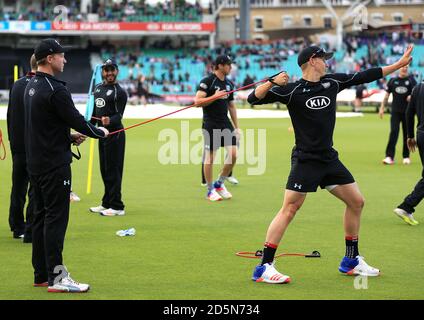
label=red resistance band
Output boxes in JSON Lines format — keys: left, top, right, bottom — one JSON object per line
{"left": 0, "top": 128, "right": 6, "bottom": 160}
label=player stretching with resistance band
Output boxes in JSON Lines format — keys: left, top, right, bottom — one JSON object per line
{"left": 247, "top": 44, "right": 413, "bottom": 284}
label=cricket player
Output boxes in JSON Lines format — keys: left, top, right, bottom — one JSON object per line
{"left": 247, "top": 44, "right": 413, "bottom": 284}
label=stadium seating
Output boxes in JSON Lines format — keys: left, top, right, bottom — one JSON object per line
{"left": 98, "top": 40, "right": 424, "bottom": 97}
{"left": 6, "top": 36, "right": 420, "bottom": 95}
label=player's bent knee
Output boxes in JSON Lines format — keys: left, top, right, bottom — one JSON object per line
{"left": 286, "top": 207, "right": 299, "bottom": 220}
{"left": 358, "top": 197, "right": 365, "bottom": 209}
{"left": 349, "top": 196, "right": 365, "bottom": 211}
{"left": 281, "top": 202, "right": 302, "bottom": 220}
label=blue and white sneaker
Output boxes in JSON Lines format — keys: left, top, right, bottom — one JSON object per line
{"left": 339, "top": 256, "right": 380, "bottom": 277}
{"left": 213, "top": 181, "right": 232, "bottom": 199}
{"left": 206, "top": 188, "right": 222, "bottom": 202}
{"left": 252, "top": 262, "right": 291, "bottom": 284}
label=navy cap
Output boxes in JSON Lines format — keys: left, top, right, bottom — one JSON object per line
{"left": 297, "top": 46, "right": 333, "bottom": 67}
{"left": 214, "top": 55, "right": 233, "bottom": 66}
{"left": 34, "top": 38, "right": 69, "bottom": 61}
{"left": 101, "top": 59, "right": 119, "bottom": 69}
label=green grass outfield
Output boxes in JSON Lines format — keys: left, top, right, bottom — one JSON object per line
{"left": 0, "top": 114, "right": 423, "bottom": 300}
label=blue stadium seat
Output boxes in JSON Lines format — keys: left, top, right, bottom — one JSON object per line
{"left": 98, "top": 43, "right": 424, "bottom": 95}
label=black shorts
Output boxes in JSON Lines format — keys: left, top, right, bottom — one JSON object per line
{"left": 286, "top": 151, "right": 355, "bottom": 193}
{"left": 202, "top": 121, "right": 237, "bottom": 151}
{"left": 138, "top": 88, "right": 148, "bottom": 97}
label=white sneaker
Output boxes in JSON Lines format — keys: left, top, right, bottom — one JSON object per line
{"left": 252, "top": 262, "right": 291, "bottom": 284}
{"left": 403, "top": 158, "right": 411, "bottom": 165}
{"left": 100, "top": 208, "right": 125, "bottom": 216}
{"left": 201, "top": 182, "right": 207, "bottom": 187}
{"left": 341, "top": 256, "right": 380, "bottom": 277}
{"left": 206, "top": 189, "right": 223, "bottom": 202}
{"left": 214, "top": 182, "right": 232, "bottom": 199}
{"left": 226, "top": 176, "right": 239, "bottom": 185}
{"left": 394, "top": 208, "right": 419, "bottom": 225}
{"left": 89, "top": 205, "right": 106, "bottom": 213}
{"left": 48, "top": 274, "right": 90, "bottom": 293}
{"left": 382, "top": 157, "right": 394, "bottom": 165}
{"left": 70, "top": 192, "right": 81, "bottom": 202}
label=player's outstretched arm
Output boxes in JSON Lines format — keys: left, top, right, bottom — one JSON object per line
{"left": 247, "top": 72, "right": 290, "bottom": 106}
{"left": 382, "top": 44, "right": 413, "bottom": 77}
{"left": 252, "top": 72, "right": 289, "bottom": 100}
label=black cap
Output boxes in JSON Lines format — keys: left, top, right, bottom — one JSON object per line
{"left": 101, "top": 59, "right": 119, "bottom": 69}
{"left": 297, "top": 45, "right": 334, "bottom": 67}
{"left": 214, "top": 55, "right": 232, "bottom": 66}
{"left": 34, "top": 38, "right": 68, "bottom": 61}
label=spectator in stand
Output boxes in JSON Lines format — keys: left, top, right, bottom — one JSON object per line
{"left": 243, "top": 74, "right": 255, "bottom": 87}
{"left": 137, "top": 75, "right": 149, "bottom": 106}
{"left": 97, "top": 34, "right": 421, "bottom": 97}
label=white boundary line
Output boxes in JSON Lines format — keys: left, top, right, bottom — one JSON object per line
{"left": 0, "top": 104, "right": 363, "bottom": 120}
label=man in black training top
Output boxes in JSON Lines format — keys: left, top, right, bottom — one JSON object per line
{"left": 89, "top": 59, "right": 128, "bottom": 216}
{"left": 7, "top": 54, "right": 37, "bottom": 242}
{"left": 247, "top": 44, "right": 413, "bottom": 284}
{"left": 379, "top": 65, "right": 416, "bottom": 165}
{"left": 194, "top": 55, "right": 240, "bottom": 202}
{"left": 25, "top": 38, "right": 109, "bottom": 293}
{"left": 393, "top": 79, "right": 424, "bottom": 226}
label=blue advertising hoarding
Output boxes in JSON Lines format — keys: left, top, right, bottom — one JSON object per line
{"left": 31, "top": 21, "right": 51, "bottom": 31}
{"left": 0, "top": 21, "right": 9, "bottom": 31}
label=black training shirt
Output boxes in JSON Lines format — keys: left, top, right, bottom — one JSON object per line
{"left": 92, "top": 83, "right": 128, "bottom": 130}
{"left": 197, "top": 73, "right": 234, "bottom": 123}
{"left": 248, "top": 68, "right": 383, "bottom": 155}
{"left": 386, "top": 76, "right": 416, "bottom": 113}
{"left": 7, "top": 72, "right": 34, "bottom": 154}
{"left": 406, "top": 82, "right": 424, "bottom": 139}
{"left": 24, "top": 71, "right": 106, "bottom": 175}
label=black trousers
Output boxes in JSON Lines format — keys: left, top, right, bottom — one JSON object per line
{"left": 398, "top": 130, "right": 424, "bottom": 214}
{"left": 31, "top": 165, "right": 71, "bottom": 285}
{"left": 8, "top": 152, "right": 34, "bottom": 237}
{"left": 99, "top": 131, "right": 125, "bottom": 210}
{"left": 386, "top": 112, "right": 409, "bottom": 159}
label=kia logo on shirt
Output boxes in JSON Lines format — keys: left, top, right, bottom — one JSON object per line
{"left": 305, "top": 96, "right": 331, "bottom": 110}
{"left": 395, "top": 86, "right": 408, "bottom": 94}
